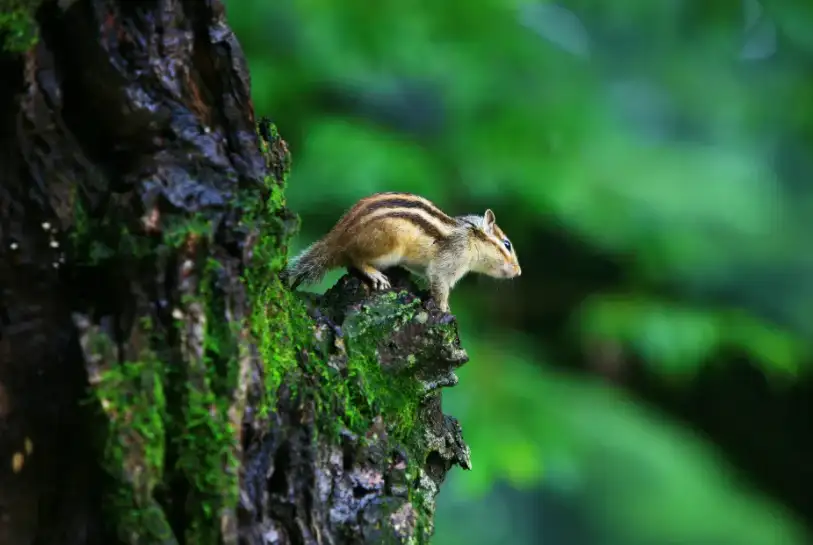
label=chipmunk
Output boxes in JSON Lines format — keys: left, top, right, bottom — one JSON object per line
{"left": 284, "top": 192, "right": 522, "bottom": 312}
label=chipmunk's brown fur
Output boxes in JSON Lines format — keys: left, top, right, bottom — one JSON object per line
{"left": 284, "top": 192, "right": 521, "bottom": 312}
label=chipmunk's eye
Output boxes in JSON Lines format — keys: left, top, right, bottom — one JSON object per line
{"left": 503, "top": 239, "right": 511, "bottom": 251}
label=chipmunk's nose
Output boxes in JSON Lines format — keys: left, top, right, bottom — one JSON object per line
{"left": 515, "top": 265, "right": 522, "bottom": 277}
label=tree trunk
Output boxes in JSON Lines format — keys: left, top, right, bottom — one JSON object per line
{"left": 0, "top": 2, "right": 471, "bottom": 544}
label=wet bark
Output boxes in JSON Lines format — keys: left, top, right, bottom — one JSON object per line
{"left": 0, "top": 2, "right": 470, "bottom": 544}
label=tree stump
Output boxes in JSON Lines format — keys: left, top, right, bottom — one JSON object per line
{"left": 0, "top": 2, "right": 471, "bottom": 544}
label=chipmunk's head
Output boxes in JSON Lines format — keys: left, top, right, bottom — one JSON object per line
{"left": 466, "top": 209, "right": 522, "bottom": 279}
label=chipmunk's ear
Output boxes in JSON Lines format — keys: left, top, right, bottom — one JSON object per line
{"left": 483, "top": 209, "right": 496, "bottom": 233}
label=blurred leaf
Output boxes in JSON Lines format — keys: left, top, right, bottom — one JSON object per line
{"left": 519, "top": 3, "right": 591, "bottom": 58}
{"left": 576, "top": 295, "right": 807, "bottom": 378}
{"left": 443, "top": 334, "right": 575, "bottom": 496}
{"left": 740, "top": 0, "right": 778, "bottom": 60}
{"left": 286, "top": 118, "right": 444, "bottom": 209}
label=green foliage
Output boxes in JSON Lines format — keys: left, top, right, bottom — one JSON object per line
{"left": 439, "top": 334, "right": 809, "bottom": 545}
{"left": 577, "top": 295, "right": 808, "bottom": 378}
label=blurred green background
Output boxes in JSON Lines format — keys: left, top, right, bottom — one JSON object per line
{"left": 228, "top": 0, "right": 813, "bottom": 543}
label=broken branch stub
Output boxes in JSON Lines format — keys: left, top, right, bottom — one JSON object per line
{"left": 239, "top": 268, "right": 472, "bottom": 544}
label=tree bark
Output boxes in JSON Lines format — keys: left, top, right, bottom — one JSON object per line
{"left": 0, "top": 2, "right": 471, "bottom": 544}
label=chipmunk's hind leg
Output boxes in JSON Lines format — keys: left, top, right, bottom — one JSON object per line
{"left": 351, "top": 263, "right": 391, "bottom": 290}
{"left": 344, "top": 220, "right": 399, "bottom": 291}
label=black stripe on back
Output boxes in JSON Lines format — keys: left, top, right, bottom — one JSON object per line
{"left": 370, "top": 210, "right": 448, "bottom": 241}
{"left": 360, "top": 197, "right": 458, "bottom": 227}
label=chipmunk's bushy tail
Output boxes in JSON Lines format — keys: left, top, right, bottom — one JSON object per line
{"left": 283, "top": 239, "right": 333, "bottom": 289}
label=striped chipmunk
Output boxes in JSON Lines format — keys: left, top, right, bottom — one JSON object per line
{"left": 284, "top": 192, "right": 522, "bottom": 313}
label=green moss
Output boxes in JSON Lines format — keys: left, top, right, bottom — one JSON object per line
{"left": 238, "top": 120, "right": 308, "bottom": 424}
{"left": 242, "top": 210, "right": 299, "bottom": 412}
{"left": 0, "top": 0, "right": 41, "bottom": 52}
{"left": 69, "top": 199, "right": 152, "bottom": 266}
{"left": 70, "top": 195, "right": 179, "bottom": 542}
{"left": 175, "top": 254, "right": 241, "bottom": 544}
{"left": 406, "top": 468, "right": 440, "bottom": 544}
{"left": 163, "top": 215, "right": 213, "bottom": 248}
{"left": 90, "top": 324, "right": 174, "bottom": 543}
{"left": 338, "top": 291, "right": 424, "bottom": 442}
{"left": 70, "top": 197, "right": 239, "bottom": 542}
